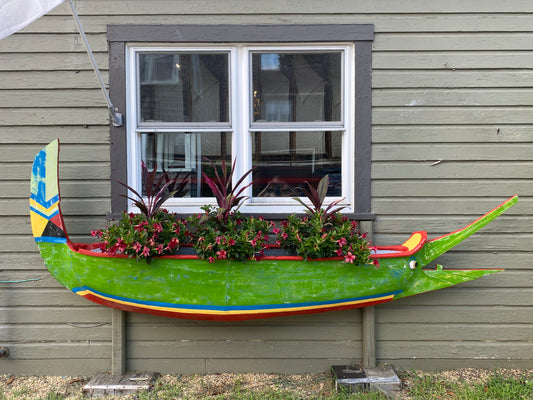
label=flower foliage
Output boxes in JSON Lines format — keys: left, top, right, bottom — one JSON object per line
{"left": 275, "top": 175, "right": 376, "bottom": 265}
{"left": 91, "top": 210, "right": 187, "bottom": 262}
{"left": 187, "top": 205, "right": 272, "bottom": 263}
{"left": 275, "top": 211, "right": 376, "bottom": 265}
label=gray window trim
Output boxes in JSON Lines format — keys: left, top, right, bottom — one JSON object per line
{"left": 108, "top": 24, "right": 374, "bottom": 220}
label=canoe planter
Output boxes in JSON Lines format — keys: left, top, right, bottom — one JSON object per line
{"left": 30, "top": 140, "right": 518, "bottom": 321}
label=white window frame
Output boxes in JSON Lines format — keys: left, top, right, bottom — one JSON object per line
{"left": 125, "top": 42, "right": 355, "bottom": 215}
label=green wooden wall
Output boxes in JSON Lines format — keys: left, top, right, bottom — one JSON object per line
{"left": 0, "top": 0, "right": 531, "bottom": 374}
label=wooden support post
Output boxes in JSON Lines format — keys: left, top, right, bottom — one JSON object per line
{"left": 359, "top": 220, "right": 376, "bottom": 368}
{"left": 111, "top": 309, "right": 126, "bottom": 375}
{"left": 362, "top": 306, "right": 376, "bottom": 368}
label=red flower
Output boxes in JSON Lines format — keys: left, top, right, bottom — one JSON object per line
{"left": 228, "top": 238, "right": 236, "bottom": 246}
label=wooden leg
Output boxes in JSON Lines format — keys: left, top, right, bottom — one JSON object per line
{"left": 111, "top": 309, "right": 126, "bottom": 375}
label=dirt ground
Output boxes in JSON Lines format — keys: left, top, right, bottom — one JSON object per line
{"left": 1, "top": 368, "right": 531, "bottom": 399}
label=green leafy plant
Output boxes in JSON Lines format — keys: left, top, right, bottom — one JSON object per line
{"left": 92, "top": 162, "right": 190, "bottom": 262}
{"left": 92, "top": 210, "right": 188, "bottom": 262}
{"left": 188, "top": 206, "right": 272, "bottom": 262}
{"left": 188, "top": 159, "right": 272, "bottom": 262}
{"left": 275, "top": 176, "right": 376, "bottom": 265}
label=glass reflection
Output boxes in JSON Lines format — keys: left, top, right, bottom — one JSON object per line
{"left": 139, "top": 53, "right": 229, "bottom": 123}
{"left": 141, "top": 132, "right": 231, "bottom": 198}
{"left": 252, "top": 52, "right": 342, "bottom": 123}
{"left": 252, "top": 131, "right": 342, "bottom": 197}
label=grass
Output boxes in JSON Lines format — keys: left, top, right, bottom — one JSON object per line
{"left": 0, "top": 369, "right": 532, "bottom": 399}
{"left": 399, "top": 369, "right": 533, "bottom": 399}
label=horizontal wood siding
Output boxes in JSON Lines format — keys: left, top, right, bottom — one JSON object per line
{"left": 0, "top": 0, "right": 531, "bottom": 374}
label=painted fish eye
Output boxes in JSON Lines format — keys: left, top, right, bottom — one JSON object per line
{"left": 409, "top": 260, "right": 418, "bottom": 270}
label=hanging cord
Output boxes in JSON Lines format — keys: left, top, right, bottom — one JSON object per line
{"left": 67, "top": 0, "right": 123, "bottom": 127}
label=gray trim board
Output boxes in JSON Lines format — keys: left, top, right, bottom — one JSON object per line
{"left": 108, "top": 24, "right": 374, "bottom": 217}
{"left": 108, "top": 24, "right": 374, "bottom": 43}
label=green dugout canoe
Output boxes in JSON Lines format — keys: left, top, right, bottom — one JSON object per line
{"left": 30, "top": 140, "right": 518, "bottom": 321}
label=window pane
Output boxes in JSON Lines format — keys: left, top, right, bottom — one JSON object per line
{"left": 141, "top": 132, "right": 231, "bottom": 198}
{"left": 252, "top": 52, "right": 342, "bottom": 122}
{"left": 252, "top": 131, "right": 342, "bottom": 197}
{"left": 139, "top": 53, "right": 229, "bottom": 123}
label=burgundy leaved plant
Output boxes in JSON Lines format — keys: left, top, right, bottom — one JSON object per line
{"left": 117, "top": 161, "right": 189, "bottom": 218}
{"left": 293, "top": 175, "right": 346, "bottom": 221}
{"left": 202, "top": 158, "right": 254, "bottom": 221}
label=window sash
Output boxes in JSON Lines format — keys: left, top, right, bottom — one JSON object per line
{"left": 126, "top": 43, "right": 355, "bottom": 214}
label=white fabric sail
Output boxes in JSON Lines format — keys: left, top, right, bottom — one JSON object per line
{"left": 0, "top": 0, "right": 65, "bottom": 40}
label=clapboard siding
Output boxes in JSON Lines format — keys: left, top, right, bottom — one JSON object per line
{"left": 0, "top": 0, "right": 531, "bottom": 374}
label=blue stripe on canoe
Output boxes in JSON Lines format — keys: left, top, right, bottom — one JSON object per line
{"left": 72, "top": 285, "right": 402, "bottom": 312}
{"left": 30, "top": 205, "right": 59, "bottom": 220}
{"left": 35, "top": 237, "right": 67, "bottom": 243}
{"left": 30, "top": 193, "right": 60, "bottom": 210}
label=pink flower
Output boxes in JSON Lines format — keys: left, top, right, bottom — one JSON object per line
{"left": 116, "top": 238, "right": 126, "bottom": 252}
{"left": 228, "top": 238, "right": 236, "bottom": 246}
{"left": 272, "top": 228, "right": 280, "bottom": 234}
{"left": 361, "top": 232, "right": 367, "bottom": 239}
{"left": 153, "top": 223, "right": 163, "bottom": 233}
{"left": 321, "top": 233, "right": 327, "bottom": 239}
{"left": 216, "top": 249, "right": 227, "bottom": 259}
{"left": 372, "top": 258, "right": 380, "bottom": 268}
{"left": 208, "top": 256, "right": 215, "bottom": 263}
{"left": 215, "top": 236, "right": 223, "bottom": 245}
{"left": 142, "top": 246, "right": 150, "bottom": 257}
{"left": 337, "top": 238, "right": 347, "bottom": 247}
{"left": 156, "top": 244, "right": 164, "bottom": 255}
{"left": 167, "top": 237, "right": 179, "bottom": 250}
{"left": 250, "top": 238, "right": 258, "bottom": 247}
{"left": 132, "top": 242, "right": 142, "bottom": 252}
{"left": 336, "top": 248, "right": 343, "bottom": 256}
{"left": 344, "top": 251, "right": 356, "bottom": 264}
{"left": 135, "top": 221, "right": 148, "bottom": 232}
{"left": 281, "top": 233, "right": 289, "bottom": 240}
{"left": 91, "top": 229, "right": 102, "bottom": 238}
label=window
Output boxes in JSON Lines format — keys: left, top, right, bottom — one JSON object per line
{"left": 109, "top": 25, "right": 374, "bottom": 218}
